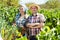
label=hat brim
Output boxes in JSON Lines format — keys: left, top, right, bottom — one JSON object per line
{"left": 28, "top": 4, "right": 40, "bottom": 10}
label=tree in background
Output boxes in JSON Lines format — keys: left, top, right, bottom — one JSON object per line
{"left": 0, "top": 0, "right": 19, "bottom": 7}
{"left": 41, "top": 0, "right": 60, "bottom": 9}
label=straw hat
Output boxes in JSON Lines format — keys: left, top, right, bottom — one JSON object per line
{"left": 28, "top": 4, "right": 40, "bottom": 10}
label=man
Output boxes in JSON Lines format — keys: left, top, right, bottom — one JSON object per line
{"left": 26, "top": 4, "right": 45, "bottom": 40}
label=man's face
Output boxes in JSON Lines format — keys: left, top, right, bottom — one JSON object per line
{"left": 30, "top": 6, "right": 38, "bottom": 14}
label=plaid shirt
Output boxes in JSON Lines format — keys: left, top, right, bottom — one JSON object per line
{"left": 27, "top": 13, "right": 45, "bottom": 36}
{"left": 15, "top": 13, "right": 26, "bottom": 27}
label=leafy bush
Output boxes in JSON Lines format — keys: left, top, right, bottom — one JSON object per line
{"left": 36, "top": 26, "right": 60, "bottom": 40}
{"left": 0, "top": 6, "right": 19, "bottom": 25}
{"left": 28, "top": 9, "right": 60, "bottom": 28}
{"left": 0, "top": 6, "right": 60, "bottom": 40}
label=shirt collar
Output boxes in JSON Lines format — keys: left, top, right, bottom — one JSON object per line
{"left": 32, "top": 13, "right": 38, "bottom": 16}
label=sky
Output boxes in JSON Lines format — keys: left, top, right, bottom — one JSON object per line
{"left": 19, "top": 0, "right": 49, "bottom": 10}
{"left": 19, "top": 0, "right": 49, "bottom": 5}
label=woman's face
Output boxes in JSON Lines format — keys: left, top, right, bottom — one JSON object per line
{"left": 30, "top": 6, "right": 38, "bottom": 14}
{"left": 19, "top": 7, "right": 24, "bottom": 14}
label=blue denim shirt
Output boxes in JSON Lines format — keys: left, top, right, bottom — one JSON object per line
{"left": 15, "top": 13, "right": 26, "bottom": 27}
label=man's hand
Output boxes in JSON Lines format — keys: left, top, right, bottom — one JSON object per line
{"left": 27, "top": 23, "right": 39, "bottom": 26}
{"left": 27, "top": 23, "right": 35, "bottom": 27}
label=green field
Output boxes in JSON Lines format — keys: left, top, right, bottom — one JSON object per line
{"left": 0, "top": 0, "right": 60, "bottom": 40}
{"left": 0, "top": 6, "right": 60, "bottom": 40}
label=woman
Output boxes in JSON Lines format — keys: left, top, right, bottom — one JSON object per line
{"left": 15, "top": 5, "right": 27, "bottom": 36}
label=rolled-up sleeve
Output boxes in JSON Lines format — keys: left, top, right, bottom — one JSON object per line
{"left": 24, "top": 17, "right": 29, "bottom": 27}
{"left": 39, "top": 14, "right": 46, "bottom": 23}
{"left": 15, "top": 14, "right": 20, "bottom": 26}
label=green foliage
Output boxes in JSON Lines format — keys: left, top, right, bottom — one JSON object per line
{"left": 38, "top": 9, "right": 60, "bottom": 28}
{"left": 0, "top": 6, "right": 19, "bottom": 25}
{"left": 0, "top": 0, "right": 19, "bottom": 7}
{"left": 41, "top": 0, "right": 60, "bottom": 9}
{"left": 0, "top": 16, "right": 27, "bottom": 40}
{"left": 36, "top": 26, "right": 60, "bottom": 40}
{"left": 0, "top": 16, "right": 17, "bottom": 40}
{"left": 0, "top": 2, "right": 60, "bottom": 40}
{"left": 15, "top": 36, "right": 27, "bottom": 40}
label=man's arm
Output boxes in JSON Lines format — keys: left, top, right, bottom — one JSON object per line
{"left": 26, "top": 23, "right": 42, "bottom": 28}
{"left": 25, "top": 16, "right": 34, "bottom": 28}
{"left": 38, "top": 14, "right": 46, "bottom": 28}
{"left": 31, "top": 14, "right": 46, "bottom": 28}
{"left": 26, "top": 23, "right": 35, "bottom": 28}
{"left": 26, "top": 14, "right": 45, "bottom": 28}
